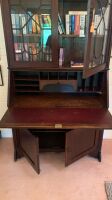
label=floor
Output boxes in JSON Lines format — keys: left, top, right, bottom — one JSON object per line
{"left": 0, "top": 139, "right": 112, "bottom": 200}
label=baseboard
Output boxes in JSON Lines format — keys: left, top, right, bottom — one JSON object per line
{"left": 1, "top": 129, "right": 112, "bottom": 139}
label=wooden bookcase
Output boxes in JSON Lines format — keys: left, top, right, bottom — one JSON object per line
{"left": 0, "top": 0, "right": 112, "bottom": 174}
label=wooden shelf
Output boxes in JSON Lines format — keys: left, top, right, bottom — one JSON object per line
{"left": 59, "top": 34, "right": 86, "bottom": 38}
{"left": 15, "top": 84, "right": 39, "bottom": 87}
{"left": 16, "top": 90, "right": 39, "bottom": 93}
{"left": 15, "top": 77, "right": 38, "bottom": 81}
{"left": 13, "top": 93, "right": 104, "bottom": 108}
{"left": 13, "top": 34, "right": 41, "bottom": 37}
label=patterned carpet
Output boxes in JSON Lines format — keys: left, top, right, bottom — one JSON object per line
{"left": 105, "top": 182, "right": 112, "bottom": 200}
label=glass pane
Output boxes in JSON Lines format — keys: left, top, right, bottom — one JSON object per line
{"left": 87, "top": 0, "right": 111, "bottom": 68}
{"left": 10, "top": 0, "right": 52, "bottom": 62}
{"left": 58, "top": 0, "right": 88, "bottom": 68}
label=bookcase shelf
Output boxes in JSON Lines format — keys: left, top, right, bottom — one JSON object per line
{"left": 14, "top": 34, "right": 41, "bottom": 37}
{"left": 59, "top": 34, "right": 86, "bottom": 38}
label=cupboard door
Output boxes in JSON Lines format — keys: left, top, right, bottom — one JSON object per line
{"left": 65, "top": 129, "right": 97, "bottom": 166}
{"left": 20, "top": 129, "right": 40, "bottom": 174}
{"left": 1, "top": 0, "right": 58, "bottom": 68}
{"left": 83, "top": 0, "right": 111, "bottom": 78}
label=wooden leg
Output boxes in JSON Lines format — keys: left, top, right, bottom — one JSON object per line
{"left": 12, "top": 129, "right": 23, "bottom": 161}
{"left": 97, "top": 151, "right": 101, "bottom": 162}
{"left": 0, "top": 131, "right": 1, "bottom": 138}
{"left": 89, "top": 130, "right": 103, "bottom": 162}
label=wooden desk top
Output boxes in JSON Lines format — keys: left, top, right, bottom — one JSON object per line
{"left": 0, "top": 107, "right": 112, "bottom": 129}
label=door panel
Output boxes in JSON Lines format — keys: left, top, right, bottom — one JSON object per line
{"left": 20, "top": 129, "right": 40, "bottom": 173}
{"left": 83, "top": 0, "right": 111, "bottom": 78}
{"left": 65, "top": 129, "right": 98, "bottom": 166}
{"left": 1, "top": 0, "right": 58, "bottom": 68}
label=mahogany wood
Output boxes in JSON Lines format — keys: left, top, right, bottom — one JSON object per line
{"left": 0, "top": 0, "right": 112, "bottom": 174}
{"left": 1, "top": 107, "right": 112, "bottom": 129}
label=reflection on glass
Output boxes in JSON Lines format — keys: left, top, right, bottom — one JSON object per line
{"left": 88, "top": 0, "right": 110, "bottom": 69}
{"left": 10, "top": 0, "right": 52, "bottom": 62}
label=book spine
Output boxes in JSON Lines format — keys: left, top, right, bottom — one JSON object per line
{"left": 15, "top": 14, "right": 20, "bottom": 35}
{"left": 47, "top": 15, "right": 51, "bottom": 27}
{"left": 32, "top": 15, "right": 36, "bottom": 33}
{"left": 65, "top": 14, "right": 70, "bottom": 34}
{"left": 24, "top": 43, "right": 29, "bottom": 61}
{"left": 42, "top": 15, "right": 50, "bottom": 28}
{"left": 32, "top": 44, "right": 37, "bottom": 61}
{"left": 21, "top": 14, "right": 27, "bottom": 34}
{"left": 58, "top": 23, "right": 63, "bottom": 34}
{"left": 27, "top": 11, "right": 32, "bottom": 34}
{"left": 80, "top": 15, "right": 86, "bottom": 37}
{"left": 58, "top": 14, "right": 65, "bottom": 34}
{"left": 94, "top": 14, "right": 100, "bottom": 34}
{"left": 71, "top": 15, "right": 75, "bottom": 34}
{"left": 35, "top": 14, "right": 41, "bottom": 34}
{"left": 75, "top": 15, "right": 80, "bottom": 36}
{"left": 11, "top": 13, "right": 16, "bottom": 35}
{"left": 59, "top": 48, "right": 64, "bottom": 67}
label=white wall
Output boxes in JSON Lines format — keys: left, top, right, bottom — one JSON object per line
{"left": 0, "top": 3, "right": 112, "bottom": 138}
{"left": 104, "top": 55, "right": 112, "bottom": 138}
{"left": 0, "top": 4, "right": 12, "bottom": 137}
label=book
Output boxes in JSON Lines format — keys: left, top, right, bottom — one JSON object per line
{"left": 32, "top": 44, "right": 37, "bottom": 61}
{"left": 32, "top": 14, "right": 37, "bottom": 33}
{"left": 70, "top": 15, "right": 75, "bottom": 34}
{"left": 47, "top": 15, "right": 51, "bottom": 27}
{"left": 75, "top": 15, "right": 80, "bottom": 36}
{"left": 11, "top": 13, "right": 16, "bottom": 35}
{"left": 65, "top": 14, "right": 70, "bottom": 34}
{"left": 41, "top": 14, "right": 51, "bottom": 28}
{"left": 20, "top": 14, "right": 27, "bottom": 34}
{"left": 58, "top": 14, "right": 65, "bottom": 34}
{"left": 71, "top": 62, "right": 83, "bottom": 68}
{"left": 35, "top": 14, "right": 41, "bottom": 34}
{"left": 23, "top": 43, "right": 29, "bottom": 61}
{"left": 59, "top": 48, "right": 64, "bottom": 67}
{"left": 80, "top": 15, "right": 86, "bottom": 37}
{"left": 27, "top": 11, "right": 32, "bottom": 34}
{"left": 14, "top": 43, "right": 23, "bottom": 61}
{"left": 15, "top": 14, "right": 20, "bottom": 35}
{"left": 94, "top": 14, "right": 100, "bottom": 34}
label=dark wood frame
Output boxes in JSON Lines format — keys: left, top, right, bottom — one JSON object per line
{"left": 1, "top": 0, "right": 59, "bottom": 69}
{"left": 83, "top": 0, "right": 112, "bottom": 78}
{"left": 0, "top": 65, "right": 4, "bottom": 86}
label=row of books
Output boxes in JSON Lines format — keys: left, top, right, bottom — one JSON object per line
{"left": 59, "top": 10, "right": 105, "bottom": 37}
{"left": 14, "top": 43, "right": 52, "bottom": 62}
{"left": 65, "top": 11, "right": 87, "bottom": 37}
{"left": 11, "top": 12, "right": 51, "bottom": 35}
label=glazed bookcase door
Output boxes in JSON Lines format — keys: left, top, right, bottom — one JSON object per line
{"left": 58, "top": 0, "right": 88, "bottom": 68}
{"left": 3, "top": 0, "right": 58, "bottom": 68}
{"left": 83, "top": 0, "right": 111, "bottom": 78}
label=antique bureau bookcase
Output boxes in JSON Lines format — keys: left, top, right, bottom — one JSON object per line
{"left": 0, "top": 0, "right": 112, "bottom": 174}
